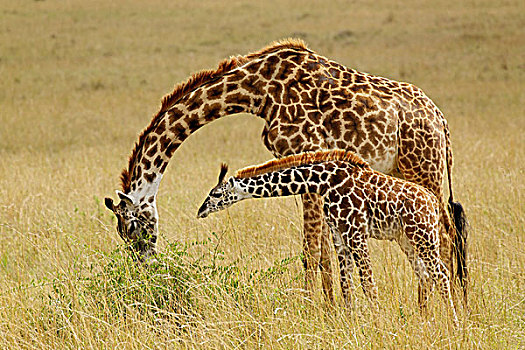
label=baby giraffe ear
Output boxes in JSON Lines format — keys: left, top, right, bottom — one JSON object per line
{"left": 116, "top": 190, "right": 135, "bottom": 206}
{"left": 217, "top": 163, "right": 229, "bottom": 185}
{"left": 104, "top": 197, "right": 115, "bottom": 212}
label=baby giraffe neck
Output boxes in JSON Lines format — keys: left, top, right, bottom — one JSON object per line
{"left": 236, "top": 165, "right": 330, "bottom": 198}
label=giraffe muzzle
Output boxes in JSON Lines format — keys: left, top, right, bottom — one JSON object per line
{"left": 197, "top": 204, "right": 209, "bottom": 219}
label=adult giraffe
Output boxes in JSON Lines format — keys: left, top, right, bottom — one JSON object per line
{"left": 104, "top": 39, "right": 468, "bottom": 303}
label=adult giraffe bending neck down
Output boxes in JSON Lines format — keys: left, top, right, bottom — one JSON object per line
{"left": 104, "top": 39, "right": 468, "bottom": 304}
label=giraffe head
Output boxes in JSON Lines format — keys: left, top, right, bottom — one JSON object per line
{"left": 197, "top": 164, "right": 250, "bottom": 219}
{"left": 104, "top": 191, "right": 158, "bottom": 262}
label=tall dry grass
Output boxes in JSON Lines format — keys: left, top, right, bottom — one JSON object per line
{"left": 1, "top": 0, "right": 523, "bottom": 348}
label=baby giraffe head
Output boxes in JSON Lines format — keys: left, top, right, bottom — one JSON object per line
{"left": 104, "top": 191, "right": 158, "bottom": 262}
{"left": 197, "top": 163, "right": 249, "bottom": 219}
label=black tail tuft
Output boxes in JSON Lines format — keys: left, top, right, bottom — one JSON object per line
{"left": 449, "top": 200, "right": 469, "bottom": 303}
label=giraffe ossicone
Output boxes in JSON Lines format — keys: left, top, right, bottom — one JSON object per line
{"left": 198, "top": 150, "right": 459, "bottom": 325}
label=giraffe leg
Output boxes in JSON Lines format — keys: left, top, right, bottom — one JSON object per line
{"left": 401, "top": 226, "right": 458, "bottom": 326}
{"left": 301, "top": 193, "right": 323, "bottom": 296}
{"left": 418, "top": 279, "right": 435, "bottom": 315}
{"left": 319, "top": 220, "right": 335, "bottom": 303}
{"left": 422, "top": 251, "right": 459, "bottom": 326}
{"left": 397, "top": 147, "right": 456, "bottom": 300}
{"left": 327, "top": 223, "right": 355, "bottom": 306}
{"left": 338, "top": 246, "right": 355, "bottom": 306}
{"left": 398, "top": 235, "right": 434, "bottom": 313}
{"left": 349, "top": 237, "right": 378, "bottom": 309}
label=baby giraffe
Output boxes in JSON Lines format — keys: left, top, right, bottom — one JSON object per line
{"left": 197, "top": 150, "right": 458, "bottom": 325}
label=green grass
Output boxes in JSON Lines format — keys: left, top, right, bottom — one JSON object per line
{"left": 1, "top": 0, "right": 524, "bottom": 348}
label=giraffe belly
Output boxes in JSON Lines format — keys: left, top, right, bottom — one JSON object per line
{"left": 366, "top": 149, "right": 398, "bottom": 175}
{"left": 369, "top": 225, "right": 402, "bottom": 241}
{"left": 261, "top": 116, "right": 398, "bottom": 175}
{"left": 261, "top": 123, "right": 328, "bottom": 157}
{"left": 262, "top": 126, "right": 398, "bottom": 173}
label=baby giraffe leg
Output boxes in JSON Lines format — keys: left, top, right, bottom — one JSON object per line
{"left": 350, "top": 237, "right": 378, "bottom": 309}
{"left": 418, "top": 277, "right": 435, "bottom": 314}
{"left": 398, "top": 235, "right": 434, "bottom": 313}
{"left": 424, "top": 252, "right": 459, "bottom": 326}
{"left": 328, "top": 224, "right": 355, "bottom": 306}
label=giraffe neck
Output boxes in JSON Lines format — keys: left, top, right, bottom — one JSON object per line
{"left": 126, "top": 71, "right": 267, "bottom": 203}
{"left": 234, "top": 164, "right": 335, "bottom": 200}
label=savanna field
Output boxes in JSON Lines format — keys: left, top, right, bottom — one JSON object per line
{"left": 0, "top": 0, "right": 523, "bottom": 348}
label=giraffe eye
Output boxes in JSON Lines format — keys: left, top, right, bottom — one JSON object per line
{"left": 210, "top": 188, "right": 224, "bottom": 198}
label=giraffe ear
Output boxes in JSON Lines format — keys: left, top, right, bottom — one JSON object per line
{"left": 217, "top": 163, "right": 228, "bottom": 184}
{"left": 116, "top": 190, "right": 135, "bottom": 206}
{"left": 104, "top": 197, "right": 115, "bottom": 212}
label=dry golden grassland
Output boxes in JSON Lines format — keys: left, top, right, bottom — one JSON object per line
{"left": 1, "top": 0, "right": 523, "bottom": 348}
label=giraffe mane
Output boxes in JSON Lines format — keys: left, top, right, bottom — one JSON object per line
{"left": 234, "top": 150, "right": 369, "bottom": 179}
{"left": 120, "top": 38, "right": 310, "bottom": 193}
{"left": 244, "top": 38, "right": 309, "bottom": 59}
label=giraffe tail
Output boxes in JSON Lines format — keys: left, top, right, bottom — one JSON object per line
{"left": 449, "top": 199, "right": 468, "bottom": 302}
{"left": 445, "top": 122, "right": 469, "bottom": 305}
